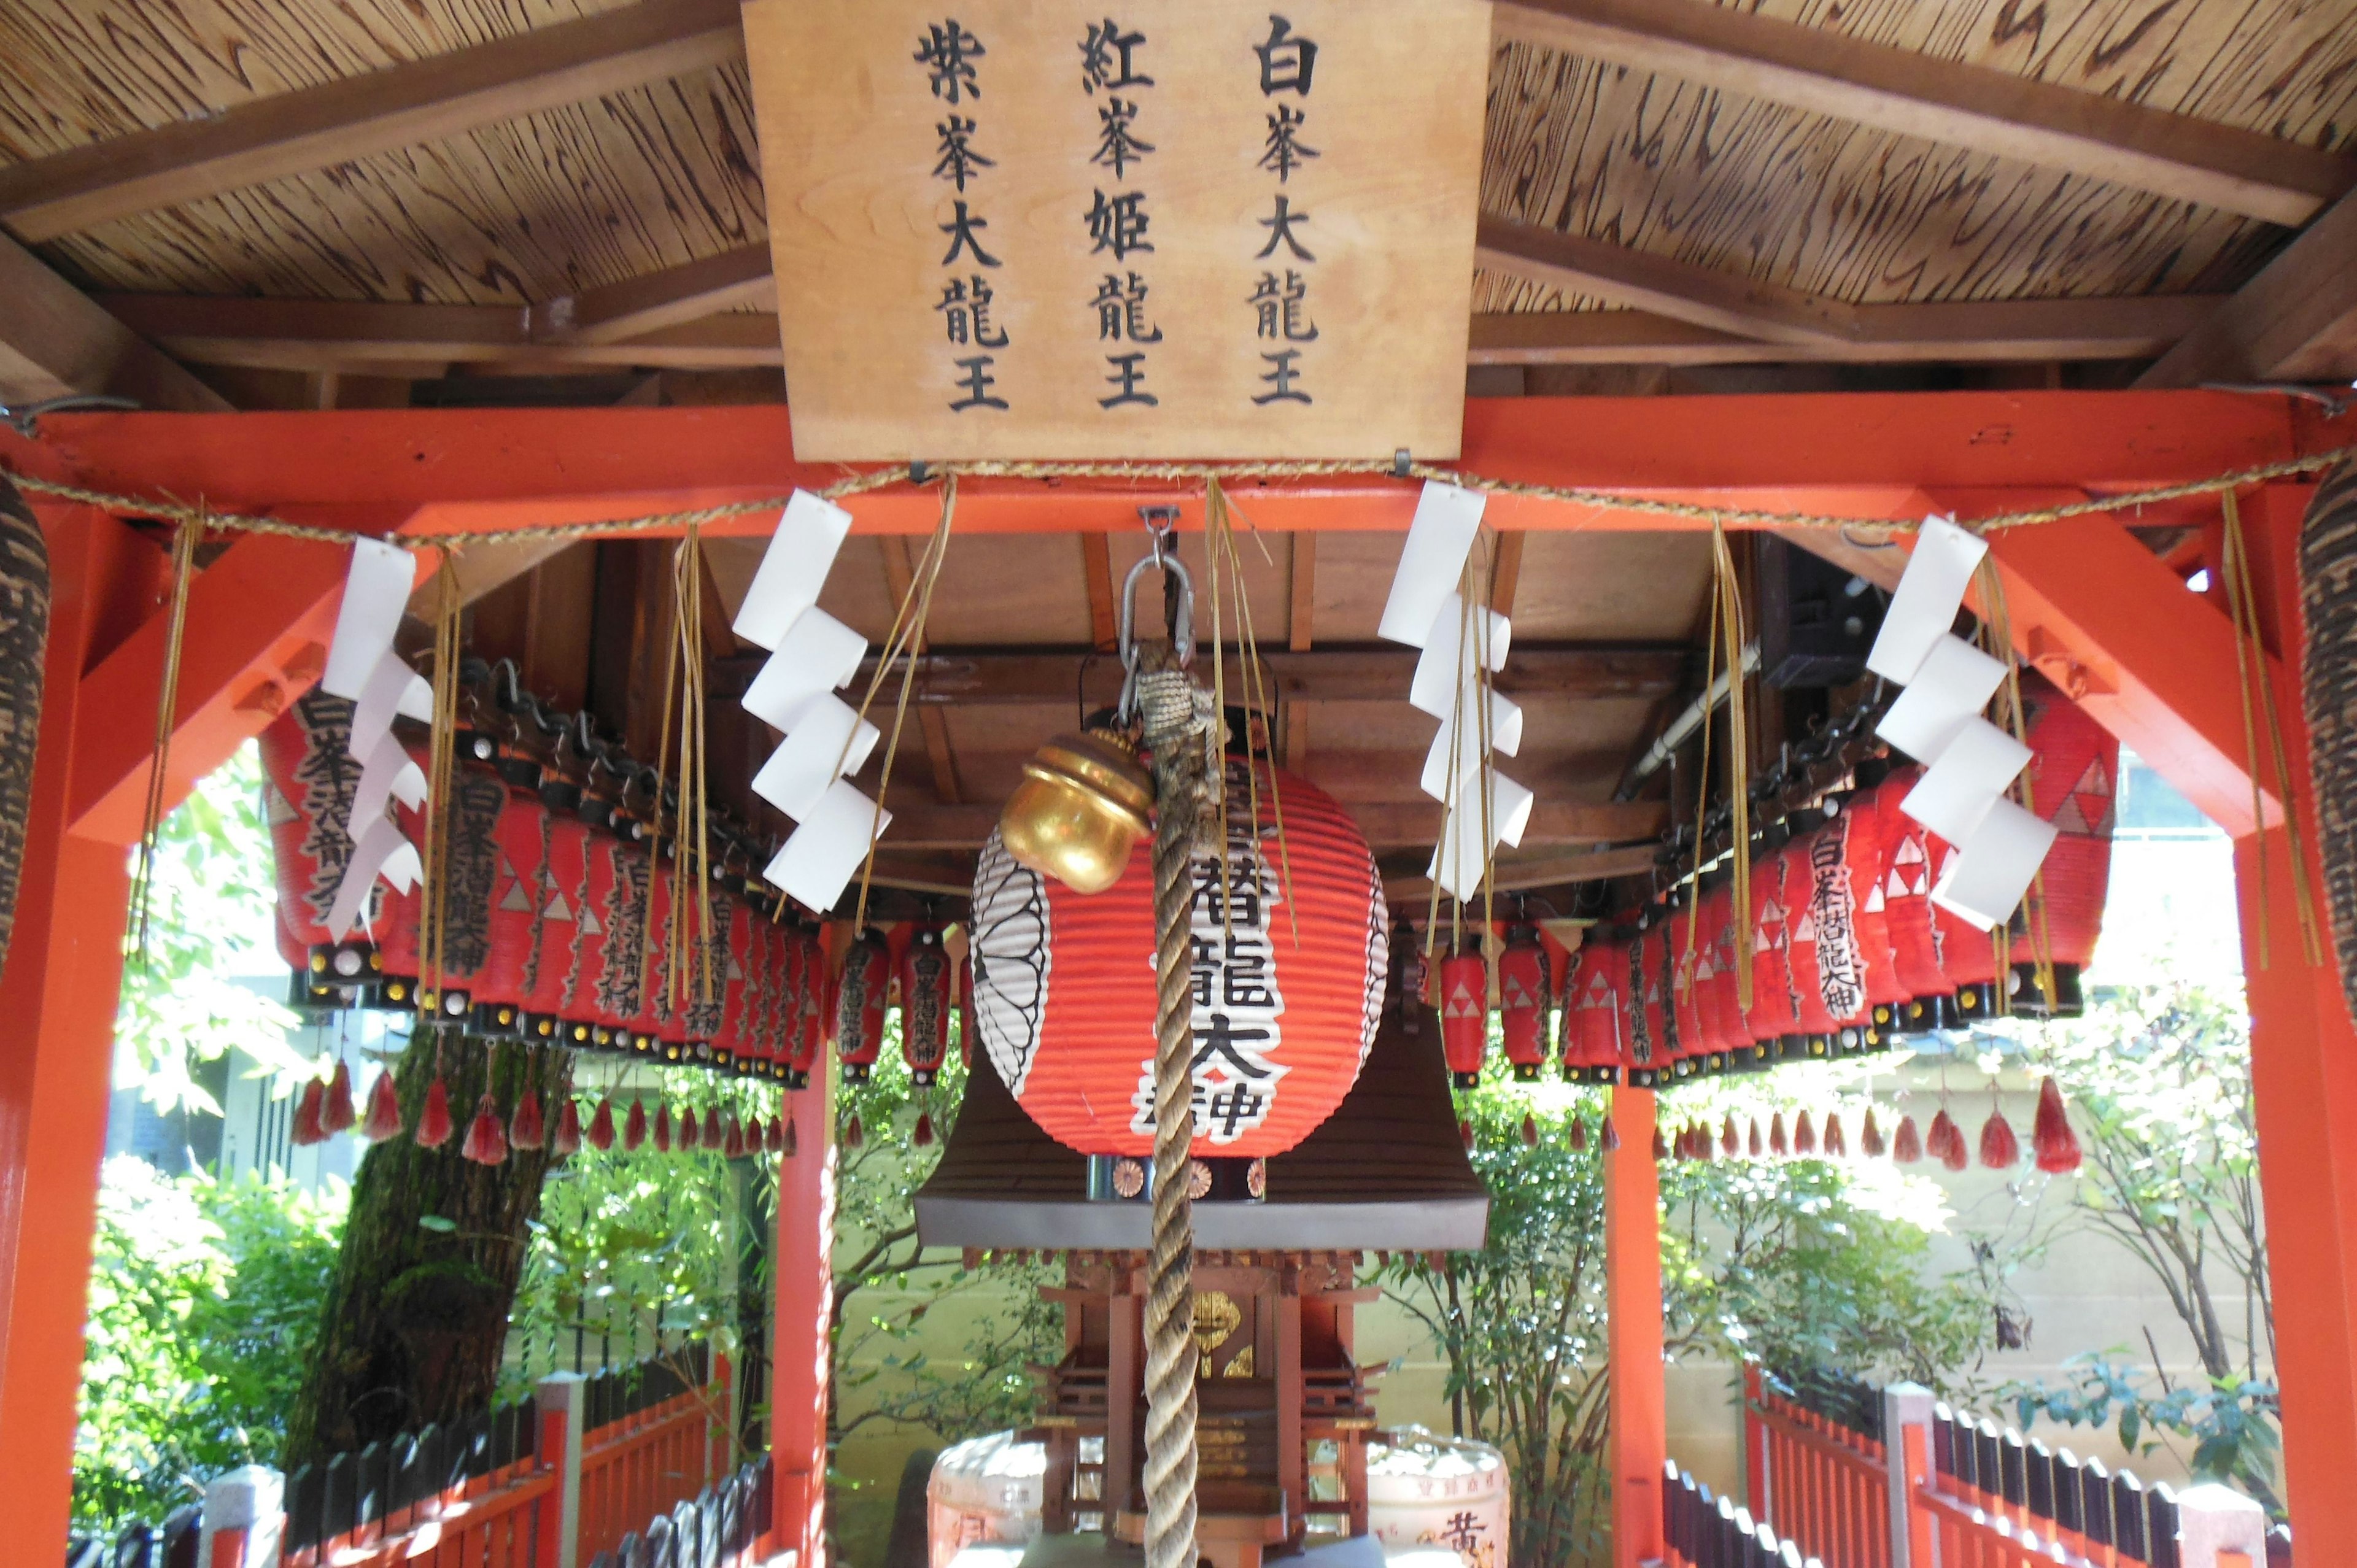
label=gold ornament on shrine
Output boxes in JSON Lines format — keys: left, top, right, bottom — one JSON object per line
{"left": 997, "top": 729, "right": 1154, "bottom": 895}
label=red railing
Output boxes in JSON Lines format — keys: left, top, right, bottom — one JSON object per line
{"left": 1743, "top": 1364, "right": 1890, "bottom": 1568}
{"left": 575, "top": 1364, "right": 732, "bottom": 1565}
{"left": 288, "top": 1450, "right": 557, "bottom": 1568}
{"left": 1727, "top": 1362, "right": 2275, "bottom": 1568}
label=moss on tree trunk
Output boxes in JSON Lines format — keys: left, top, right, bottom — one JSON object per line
{"left": 282, "top": 1031, "right": 573, "bottom": 1469}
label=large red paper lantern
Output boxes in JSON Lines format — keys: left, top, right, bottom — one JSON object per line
{"left": 2013, "top": 686, "right": 2116, "bottom": 1017}
{"left": 1497, "top": 925, "right": 1550, "bottom": 1081}
{"left": 967, "top": 760, "right": 1387, "bottom": 1159}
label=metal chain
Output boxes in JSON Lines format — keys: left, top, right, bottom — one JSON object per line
{"left": 1136, "top": 652, "right": 1211, "bottom": 1568}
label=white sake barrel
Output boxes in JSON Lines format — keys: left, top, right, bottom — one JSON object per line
{"left": 927, "top": 1431, "right": 1046, "bottom": 1568}
{"left": 1366, "top": 1426, "right": 1511, "bottom": 1568}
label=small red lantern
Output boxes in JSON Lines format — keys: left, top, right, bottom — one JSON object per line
{"left": 1438, "top": 946, "right": 1489, "bottom": 1087}
{"left": 791, "top": 927, "right": 826, "bottom": 1087}
{"left": 524, "top": 811, "right": 596, "bottom": 1046}
{"left": 1562, "top": 935, "right": 1625, "bottom": 1084}
{"left": 581, "top": 836, "right": 648, "bottom": 1047}
{"left": 1626, "top": 919, "right": 1676, "bottom": 1084}
{"left": 1738, "top": 841, "right": 1801, "bottom": 1051}
{"left": 967, "top": 759, "right": 1388, "bottom": 1159}
{"left": 709, "top": 892, "right": 755, "bottom": 1072}
{"left": 1797, "top": 811, "right": 1873, "bottom": 1045}
{"left": 1497, "top": 926, "right": 1550, "bottom": 1081}
{"left": 2012, "top": 685, "right": 2116, "bottom": 1018}
{"left": 260, "top": 695, "right": 374, "bottom": 997}
{"left": 474, "top": 787, "right": 551, "bottom": 1040}
{"left": 835, "top": 928, "right": 891, "bottom": 1082}
{"left": 1834, "top": 781, "right": 1907, "bottom": 1046}
{"left": 900, "top": 926, "right": 955, "bottom": 1085}
{"left": 1874, "top": 768, "right": 1957, "bottom": 1033}
{"left": 1778, "top": 824, "right": 1841, "bottom": 1055}
{"left": 1929, "top": 834, "right": 2005, "bottom": 1023}
{"left": 1668, "top": 903, "right": 1709, "bottom": 1075}
{"left": 1701, "top": 882, "right": 1752, "bottom": 1062}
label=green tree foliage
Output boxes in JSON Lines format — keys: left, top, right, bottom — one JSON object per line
{"left": 832, "top": 1038, "right": 1061, "bottom": 1447}
{"left": 76, "top": 1159, "right": 344, "bottom": 1531}
{"left": 1995, "top": 978, "right": 2280, "bottom": 1513}
{"left": 1379, "top": 1064, "right": 1994, "bottom": 1568}
{"left": 114, "top": 743, "right": 311, "bottom": 1117}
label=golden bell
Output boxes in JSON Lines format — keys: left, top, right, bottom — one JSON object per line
{"left": 998, "top": 730, "right": 1153, "bottom": 894}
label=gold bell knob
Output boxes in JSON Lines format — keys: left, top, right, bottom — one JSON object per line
{"left": 998, "top": 730, "right": 1153, "bottom": 894}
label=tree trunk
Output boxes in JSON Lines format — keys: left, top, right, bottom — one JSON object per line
{"left": 282, "top": 1030, "right": 573, "bottom": 1469}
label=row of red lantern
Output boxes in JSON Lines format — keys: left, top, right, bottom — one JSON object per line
{"left": 1431, "top": 693, "right": 2116, "bottom": 1088}
{"left": 268, "top": 692, "right": 981, "bottom": 1089}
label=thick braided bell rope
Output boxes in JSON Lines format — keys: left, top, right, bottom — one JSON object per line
{"left": 1136, "top": 653, "right": 1212, "bottom": 1568}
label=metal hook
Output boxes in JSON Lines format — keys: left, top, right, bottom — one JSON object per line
{"left": 1116, "top": 509, "right": 1196, "bottom": 722}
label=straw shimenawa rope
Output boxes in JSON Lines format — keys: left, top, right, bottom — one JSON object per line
{"left": 1134, "top": 647, "right": 1212, "bottom": 1568}
{"left": 14, "top": 439, "right": 2357, "bottom": 552}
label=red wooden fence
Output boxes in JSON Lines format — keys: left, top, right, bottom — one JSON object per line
{"left": 1732, "top": 1363, "right": 2275, "bottom": 1568}
{"left": 575, "top": 1369, "right": 732, "bottom": 1564}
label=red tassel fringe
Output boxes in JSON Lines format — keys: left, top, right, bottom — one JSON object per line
{"left": 1600, "top": 1115, "right": 1620, "bottom": 1151}
{"left": 588, "top": 1098, "right": 617, "bottom": 1152}
{"left": 551, "top": 1098, "right": 582, "bottom": 1158}
{"left": 1860, "top": 1110, "right": 1886, "bottom": 1160}
{"left": 416, "top": 1079, "right": 454, "bottom": 1149}
{"left": 360, "top": 1070, "right": 405, "bottom": 1143}
{"left": 653, "top": 1104, "right": 673, "bottom": 1153}
{"left": 290, "top": 1078, "right": 328, "bottom": 1146}
{"left": 1892, "top": 1115, "right": 1922, "bottom": 1164}
{"left": 2034, "top": 1078, "right": 2081, "bottom": 1173}
{"left": 509, "top": 1088, "right": 545, "bottom": 1152}
{"left": 1769, "top": 1112, "right": 1789, "bottom": 1158}
{"left": 624, "top": 1099, "right": 648, "bottom": 1152}
{"left": 1823, "top": 1112, "right": 1846, "bottom": 1159}
{"left": 1794, "top": 1110, "right": 1817, "bottom": 1156}
{"left": 461, "top": 1092, "right": 509, "bottom": 1165}
{"left": 1567, "top": 1117, "right": 1588, "bottom": 1153}
{"left": 320, "top": 1062, "right": 357, "bottom": 1135}
{"left": 915, "top": 1111, "right": 938, "bottom": 1148}
{"left": 1978, "top": 1110, "right": 2019, "bottom": 1170}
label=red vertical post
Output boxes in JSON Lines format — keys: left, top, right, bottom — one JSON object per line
{"left": 773, "top": 1058, "right": 836, "bottom": 1566}
{"left": 0, "top": 511, "right": 157, "bottom": 1559}
{"left": 2228, "top": 485, "right": 2357, "bottom": 1567}
{"left": 1606, "top": 1084, "right": 1665, "bottom": 1568}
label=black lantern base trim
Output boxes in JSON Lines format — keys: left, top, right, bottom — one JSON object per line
{"left": 2007, "top": 962, "right": 2086, "bottom": 1019}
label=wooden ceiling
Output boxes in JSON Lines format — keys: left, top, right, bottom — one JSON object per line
{"left": 6, "top": 0, "right": 2355, "bottom": 902}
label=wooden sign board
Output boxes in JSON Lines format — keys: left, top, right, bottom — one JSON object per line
{"left": 743, "top": 0, "right": 1488, "bottom": 462}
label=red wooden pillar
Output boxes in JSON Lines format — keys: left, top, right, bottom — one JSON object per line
{"left": 0, "top": 507, "right": 345, "bottom": 1561}
{"left": 0, "top": 510, "right": 155, "bottom": 1562}
{"left": 2228, "top": 484, "right": 2357, "bottom": 1561}
{"left": 773, "top": 1056, "right": 836, "bottom": 1565}
{"left": 1606, "top": 1084, "right": 1665, "bottom": 1568}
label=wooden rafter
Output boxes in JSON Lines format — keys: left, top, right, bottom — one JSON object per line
{"left": 1471, "top": 297, "right": 2222, "bottom": 366}
{"left": 881, "top": 798, "right": 1665, "bottom": 851}
{"left": 707, "top": 644, "right": 1692, "bottom": 706}
{"left": 99, "top": 285, "right": 2227, "bottom": 378}
{"left": 0, "top": 0, "right": 745, "bottom": 242}
{"left": 2138, "top": 186, "right": 2357, "bottom": 386}
{"left": 1476, "top": 216, "right": 1857, "bottom": 345}
{"left": 530, "top": 244, "right": 776, "bottom": 346}
{"left": 0, "top": 236, "right": 228, "bottom": 414}
{"left": 1491, "top": 0, "right": 2353, "bottom": 226}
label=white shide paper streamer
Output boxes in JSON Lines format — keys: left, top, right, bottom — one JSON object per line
{"left": 765, "top": 780, "right": 893, "bottom": 915}
{"left": 1377, "top": 482, "right": 1488, "bottom": 647}
{"left": 733, "top": 490, "right": 854, "bottom": 650}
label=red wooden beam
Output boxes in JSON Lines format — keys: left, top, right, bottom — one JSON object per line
{"left": 772, "top": 1062, "right": 835, "bottom": 1562}
{"left": 0, "top": 392, "right": 2330, "bottom": 543}
{"left": 68, "top": 531, "right": 351, "bottom": 842}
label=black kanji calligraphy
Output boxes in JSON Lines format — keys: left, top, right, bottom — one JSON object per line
{"left": 1083, "top": 189, "right": 1154, "bottom": 261}
{"left": 1091, "top": 97, "right": 1155, "bottom": 179}
{"left": 1193, "top": 1013, "right": 1276, "bottom": 1079}
{"left": 1091, "top": 271, "right": 1162, "bottom": 342}
{"left": 1253, "top": 15, "right": 1317, "bottom": 96}
{"left": 1078, "top": 19, "right": 1153, "bottom": 93}
{"left": 932, "top": 115, "right": 993, "bottom": 190}
{"left": 1247, "top": 269, "right": 1318, "bottom": 341}
{"left": 1258, "top": 103, "right": 1318, "bottom": 182}
{"left": 1206, "top": 1080, "right": 1268, "bottom": 1139}
{"left": 1099, "top": 352, "right": 1157, "bottom": 409}
{"left": 1254, "top": 193, "right": 1315, "bottom": 261}
{"left": 937, "top": 276, "right": 1010, "bottom": 347}
{"left": 939, "top": 200, "right": 1000, "bottom": 267}
{"left": 949, "top": 354, "right": 1008, "bottom": 412}
{"left": 1253, "top": 349, "right": 1310, "bottom": 405}
{"left": 915, "top": 20, "right": 986, "bottom": 103}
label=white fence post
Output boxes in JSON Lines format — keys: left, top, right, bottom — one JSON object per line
{"left": 2172, "top": 1484, "right": 2269, "bottom": 1568}
{"left": 1880, "top": 1383, "right": 1935, "bottom": 1568}
{"left": 538, "top": 1371, "right": 589, "bottom": 1568}
{"left": 198, "top": 1465, "right": 284, "bottom": 1568}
